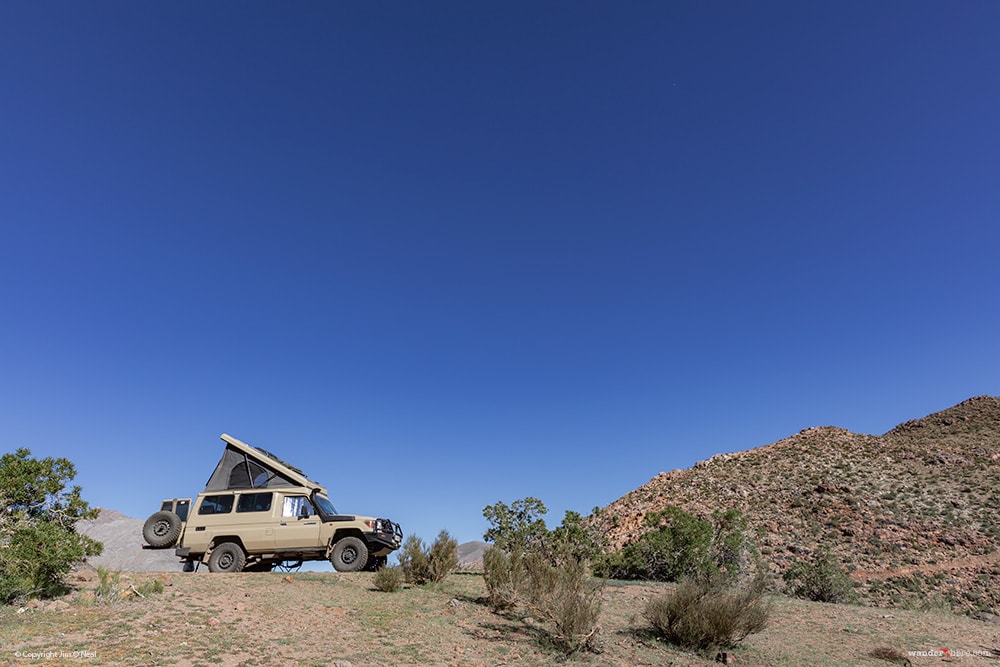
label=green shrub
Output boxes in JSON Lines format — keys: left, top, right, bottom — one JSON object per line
{"left": 134, "top": 578, "right": 164, "bottom": 597}
{"left": 427, "top": 530, "right": 459, "bottom": 583}
{"left": 644, "top": 577, "right": 771, "bottom": 651}
{"left": 783, "top": 550, "right": 857, "bottom": 603}
{"left": 482, "top": 544, "right": 525, "bottom": 611}
{"left": 545, "top": 510, "right": 606, "bottom": 564}
{"left": 94, "top": 569, "right": 164, "bottom": 604}
{"left": 398, "top": 535, "right": 430, "bottom": 584}
{"left": 0, "top": 449, "right": 102, "bottom": 603}
{"left": 95, "top": 567, "right": 123, "bottom": 604}
{"left": 482, "top": 497, "right": 605, "bottom": 655}
{"left": 709, "top": 508, "right": 758, "bottom": 577}
{"left": 524, "top": 553, "right": 604, "bottom": 656}
{"left": 372, "top": 565, "right": 404, "bottom": 592}
{"left": 398, "top": 530, "right": 458, "bottom": 585}
{"left": 595, "top": 506, "right": 714, "bottom": 581}
{"left": 595, "top": 506, "right": 761, "bottom": 583}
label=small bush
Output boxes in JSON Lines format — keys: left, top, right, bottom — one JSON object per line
{"left": 644, "top": 577, "right": 771, "bottom": 651}
{"left": 95, "top": 567, "right": 123, "bottom": 604}
{"left": 398, "top": 530, "right": 458, "bottom": 585}
{"left": 783, "top": 550, "right": 857, "bottom": 603}
{"left": 524, "top": 554, "right": 604, "bottom": 656}
{"left": 94, "top": 569, "right": 164, "bottom": 604}
{"left": 427, "top": 530, "right": 459, "bottom": 583}
{"left": 398, "top": 535, "right": 430, "bottom": 584}
{"left": 372, "top": 565, "right": 404, "bottom": 592}
{"left": 868, "top": 646, "right": 912, "bottom": 665}
{"left": 134, "top": 578, "right": 164, "bottom": 597}
{"left": 483, "top": 544, "right": 525, "bottom": 611}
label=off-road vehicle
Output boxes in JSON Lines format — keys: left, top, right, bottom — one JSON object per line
{"left": 142, "top": 434, "right": 403, "bottom": 573}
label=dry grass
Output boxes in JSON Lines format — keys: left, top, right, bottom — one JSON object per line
{"left": 2, "top": 569, "right": 999, "bottom": 666}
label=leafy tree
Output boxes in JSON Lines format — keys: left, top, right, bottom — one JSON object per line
{"left": 0, "top": 448, "right": 102, "bottom": 603}
{"left": 546, "top": 510, "right": 606, "bottom": 563}
{"left": 483, "top": 497, "right": 548, "bottom": 551}
{"left": 482, "top": 498, "right": 604, "bottom": 655}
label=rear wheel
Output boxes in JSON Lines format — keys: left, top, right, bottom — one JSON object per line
{"left": 142, "top": 511, "right": 182, "bottom": 548}
{"left": 330, "top": 537, "right": 368, "bottom": 572}
{"left": 208, "top": 542, "right": 246, "bottom": 573}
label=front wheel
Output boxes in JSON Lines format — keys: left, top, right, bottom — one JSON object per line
{"left": 208, "top": 542, "right": 246, "bottom": 573}
{"left": 330, "top": 537, "right": 369, "bottom": 572}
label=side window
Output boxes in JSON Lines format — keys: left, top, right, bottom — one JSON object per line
{"left": 198, "top": 495, "right": 235, "bottom": 515}
{"left": 282, "top": 496, "right": 315, "bottom": 518}
{"left": 237, "top": 492, "right": 273, "bottom": 513}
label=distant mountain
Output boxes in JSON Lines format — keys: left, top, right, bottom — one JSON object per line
{"left": 589, "top": 396, "right": 1000, "bottom": 611}
{"left": 458, "top": 541, "right": 488, "bottom": 569}
{"left": 78, "top": 509, "right": 183, "bottom": 572}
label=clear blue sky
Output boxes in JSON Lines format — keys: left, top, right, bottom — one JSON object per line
{"left": 2, "top": 2, "right": 998, "bottom": 551}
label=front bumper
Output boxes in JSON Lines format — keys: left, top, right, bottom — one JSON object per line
{"left": 367, "top": 518, "right": 403, "bottom": 551}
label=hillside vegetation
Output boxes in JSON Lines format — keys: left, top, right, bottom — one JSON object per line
{"left": 590, "top": 396, "right": 1000, "bottom": 612}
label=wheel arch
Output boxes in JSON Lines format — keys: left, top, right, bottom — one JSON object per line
{"left": 208, "top": 536, "right": 247, "bottom": 554}
{"left": 331, "top": 527, "right": 366, "bottom": 544}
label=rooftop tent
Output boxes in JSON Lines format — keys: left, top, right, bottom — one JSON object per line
{"left": 202, "top": 434, "right": 324, "bottom": 493}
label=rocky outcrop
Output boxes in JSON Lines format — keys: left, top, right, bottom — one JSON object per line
{"left": 77, "top": 509, "right": 182, "bottom": 572}
{"left": 590, "top": 396, "right": 1000, "bottom": 611}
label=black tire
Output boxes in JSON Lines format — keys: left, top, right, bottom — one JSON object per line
{"left": 330, "top": 536, "right": 369, "bottom": 572}
{"left": 142, "top": 511, "right": 182, "bottom": 548}
{"left": 207, "top": 542, "right": 246, "bottom": 573}
{"left": 364, "top": 555, "right": 388, "bottom": 572}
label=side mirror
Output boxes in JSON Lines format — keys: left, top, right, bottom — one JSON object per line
{"left": 300, "top": 506, "right": 310, "bottom": 518}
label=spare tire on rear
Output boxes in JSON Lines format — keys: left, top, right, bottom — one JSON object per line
{"left": 143, "top": 511, "right": 182, "bottom": 548}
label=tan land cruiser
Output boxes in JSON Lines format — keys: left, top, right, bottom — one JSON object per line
{"left": 141, "top": 434, "right": 403, "bottom": 573}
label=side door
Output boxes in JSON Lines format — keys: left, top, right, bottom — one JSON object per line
{"left": 274, "top": 494, "right": 322, "bottom": 550}
{"left": 233, "top": 492, "right": 277, "bottom": 552}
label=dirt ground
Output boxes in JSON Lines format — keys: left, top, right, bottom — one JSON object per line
{"left": 2, "top": 569, "right": 999, "bottom": 666}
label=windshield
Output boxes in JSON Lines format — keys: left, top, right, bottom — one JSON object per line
{"left": 313, "top": 494, "right": 337, "bottom": 516}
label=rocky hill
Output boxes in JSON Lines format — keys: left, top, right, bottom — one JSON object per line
{"left": 77, "top": 509, "right": 182, "bottom": 572}
{"left": 590, "top": 396, "right": 1000, "bottom": 612}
